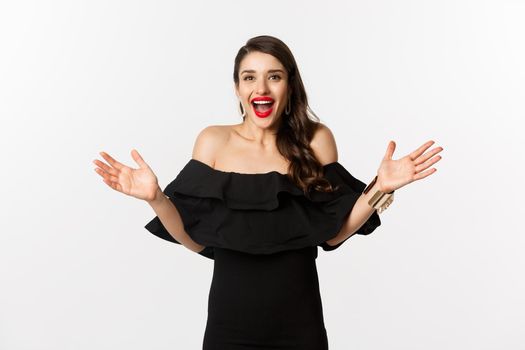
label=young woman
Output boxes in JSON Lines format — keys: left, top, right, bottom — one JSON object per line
{"left": 93, "top": 35, "right": 443, "bottom": 349}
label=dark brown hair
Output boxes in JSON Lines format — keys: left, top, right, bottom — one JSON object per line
{"left": 233, "top": 35, "right": 338, "bottom": 197}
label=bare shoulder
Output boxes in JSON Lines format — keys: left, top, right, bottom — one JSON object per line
{"left": 310, "top": 122, "right": 338, "bottom": 165}
{"left": 191, "top": 125, "right": 230, "bottom": 167}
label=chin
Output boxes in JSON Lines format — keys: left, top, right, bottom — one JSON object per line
{"left": 252, "top": 114, "right": 283, "bottom": 128}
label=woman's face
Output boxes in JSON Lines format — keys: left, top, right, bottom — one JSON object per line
{"left": 235, "top": 51, "right": 289, "bottom": 127}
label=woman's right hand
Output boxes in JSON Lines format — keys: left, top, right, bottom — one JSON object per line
{"left": 93, "top": 149, "right": 160, "bottom": 202}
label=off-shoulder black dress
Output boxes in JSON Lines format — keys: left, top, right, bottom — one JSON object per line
{"left": 145, "top": 159, "right": 381, "bottom": 349}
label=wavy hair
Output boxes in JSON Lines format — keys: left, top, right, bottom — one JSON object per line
{"left": 233, "top": 35, "right": 338, "bottom": 197}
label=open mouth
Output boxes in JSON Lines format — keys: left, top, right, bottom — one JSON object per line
{"left": 251, "top": 98, "right": 275, "bottom": 117}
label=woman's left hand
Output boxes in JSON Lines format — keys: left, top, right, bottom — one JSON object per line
{"left": 376, "top": 140, "right": 443, "bottom": 193}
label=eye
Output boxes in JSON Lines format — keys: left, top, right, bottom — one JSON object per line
{"left": 243, "top": 76, "right": 254, "bottom": 81}
{"left": 269, "top": 75, "right": 281, "bottom": 80}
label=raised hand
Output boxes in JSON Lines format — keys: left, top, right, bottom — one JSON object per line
{"left": 376, "top": 140, "right": 443, "bottom": 193}
{"left": 93, "top": 149, "right": 160, "bottom": 202}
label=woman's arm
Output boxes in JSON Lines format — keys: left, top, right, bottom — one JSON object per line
{"left": 310, "top": 123, "right": 381, "bottom": 247}
{"left": 325, "top": 138, "right": 444, "bottom": 246}
{"left": 146, "top": 125, "right": 223, "bottom": 254}
{"left": 145, "top": 126, "right": 224, "bottom": 255}
{"left": 324, "top": 180, "right": 382, "bottom": 246}
{"left": 147, "top": 187, "right": 206, "bottom": 254}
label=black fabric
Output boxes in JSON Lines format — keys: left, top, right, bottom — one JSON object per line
{"left": 144, "top": 159, "right": 381, "bottom": 348}
{"left": 202, "top": 246, "right": 329, "bottom": 349}
{"left": 144, "top": 158, "right": 381, "bottom": 260}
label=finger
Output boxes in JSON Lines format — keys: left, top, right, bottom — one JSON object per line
{"left": 131, "top": 149, "right": 149, "bottom": 169}
{"left": 93, "top": 159, "right": 119, "bottom": 177}
{"left": 413, "top": 167, "right": 437, "bottom": 181}
{"left": 94, "top": 166, "right": 120, "bottom": 184}
{"left": 414, "top": 146, "right": 444, "bottom": 166}
{"left": 99, "top": 151, "right": 125, "bottom": 171}
{"left": 383, "top": 141, "right": 396, "bottom": 160}
{"left": 409, "top": 140, "right": 435, "bottom": 161}
{"left": 415, "top": 155, "right": 442, "bottom": 173}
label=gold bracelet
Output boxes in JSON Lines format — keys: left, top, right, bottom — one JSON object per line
{"left": 363, "top": 175, "right": 394, "bottom": 213}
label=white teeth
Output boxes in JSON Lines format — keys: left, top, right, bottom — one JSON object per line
{"left": 253, "top": 100, "right": 273, "bottom": 104}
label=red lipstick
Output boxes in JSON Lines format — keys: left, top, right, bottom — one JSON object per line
{"left": 251, "top": 96, "right": 274, "bottom": 118}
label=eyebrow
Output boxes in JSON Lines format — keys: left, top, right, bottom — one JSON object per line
{"left": 240, "top": 69, "right": 285, "bottom": 75}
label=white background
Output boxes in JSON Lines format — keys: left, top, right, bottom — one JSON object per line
{"left": 1, "top": 0, "right": 524, "bottom": 349}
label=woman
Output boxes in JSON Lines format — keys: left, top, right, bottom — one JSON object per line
{"left": 93, "top": 35, "right": 443, "bottom": 349}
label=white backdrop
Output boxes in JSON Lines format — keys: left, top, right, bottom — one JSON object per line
{"left": 1, "top": 0, "right": 524, "bottom": 349}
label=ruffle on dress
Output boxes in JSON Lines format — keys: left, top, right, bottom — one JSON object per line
{"left": 144, "top": 159, "right": 381, "bottom": 260}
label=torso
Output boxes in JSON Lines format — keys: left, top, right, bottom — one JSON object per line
{"left": 211, "top": 124, "right": 291, "bottom": 175}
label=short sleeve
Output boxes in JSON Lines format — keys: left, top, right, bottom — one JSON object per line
{"left": 316, "top": 162, "right": 381, "bottom": 252}
{"left": 144, "top": 190, "right": 215, "bottom": 260}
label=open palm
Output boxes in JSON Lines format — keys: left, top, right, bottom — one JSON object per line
{"left": 377, "top": 140, "right": 443, "bottom": 193}
{"left": 93, "top": 149, "right": 159, "bottom": 202}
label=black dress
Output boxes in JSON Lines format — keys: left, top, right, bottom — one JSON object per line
{"left": 145, "top": 159, "right": 381, "bottom": 349}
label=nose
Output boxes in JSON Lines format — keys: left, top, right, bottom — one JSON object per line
{"left": 255, "top": 78, "right": 269, "bottom": 95}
